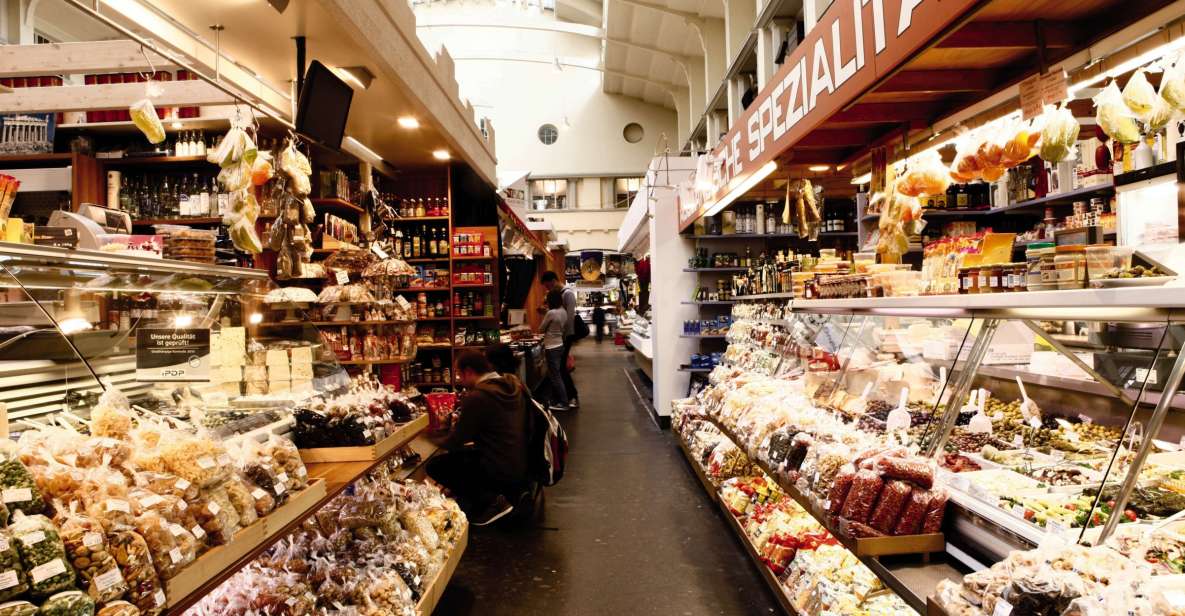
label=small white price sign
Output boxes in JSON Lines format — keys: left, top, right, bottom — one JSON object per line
{"left": 335, "top": 269, "right": 350, "bottom": 285}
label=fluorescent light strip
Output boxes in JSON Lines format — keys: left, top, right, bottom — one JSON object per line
{"left": 702, "top": 161, "right": 778, "bottom": 218}
{"left": 850, "top": 172, "right": 872, "bottom": 185}
{"left": 342, "top": 136, "right": 383, "bottom": 165}
{"left": 1069, "top": 34, "right": 1185, "bottom": 98}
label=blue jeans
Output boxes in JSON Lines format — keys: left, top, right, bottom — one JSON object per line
{"left": 546, "top": 346, "right": 569, "bottom": 407}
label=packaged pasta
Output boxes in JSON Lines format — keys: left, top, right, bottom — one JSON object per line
{"left": 894, "top": 490, "right": 930, "bottom": 536}
{"left": 869, "top": 480, "right": 912, "bottom": 534}
{"left": 1038, "top": 104, "right": 1081, "bottom": 163}
{"left": 94, "top": 602, "right": 138, "bottom": 616}
{"left": 157, "top": 437, "right": 230, "bottom": 489}
{"left": 922, "top": 489, "right": 949, "bottom": 533}
{"left": 57, "top": 509, "right": 125, "bottom": 603}
{"left": 106, "top": 530, "right": 162, "bottom": 616}
{"left": 11, "top": 513, "right": 75, "bottom": 598}
{"left": 1122, "top": 68, "right": 1157, "bottom": 118}
{"left": 90, "top": 389, "right": 133, "bottom": 442}
{"left": 0, "top": 453, "right": 46, "bottom": 515}
{"left": 840, "top": 469, "right": 883, "bottom": 524}
{"left": 37, "top": 590, "right": 94, "bottom": 616}
{"left": 221, "top": 480, "right": 258, "bottom": 528}
{"left": 132, "top": 512, "right": 187, "bottom": 580}
{"left": 0, "top": 602, "right": 36, "bottom": 616}
{"left": 129, "top": 99, "right": 165, "bottom": 145}
{"left": 826, "top": 466, "right": 856, "bottom": 516}
{"left": 131, "top": 473, "right": 197, "bottom": 504}
{"left": 1095, "top": 82, "right": 1141, "bottom": 143}
{"left": 0, "top": 528, "right": 28, "bottom": 602}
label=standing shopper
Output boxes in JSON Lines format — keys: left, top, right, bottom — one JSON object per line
{"left": 428, "top": 351, "right": 531, "bottom": 526}
{"left": 540, "top": 289, "right": 569, "bottom": 411}
{"left": 541, "top": 271, "right": 581, "bottom": 408}
{"left": 592, "top": 305, "right": 606, "bottom": 343}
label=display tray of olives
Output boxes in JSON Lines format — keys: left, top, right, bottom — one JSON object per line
{"left": 1095, "top": 265, "right": 1175, "bottom": 288}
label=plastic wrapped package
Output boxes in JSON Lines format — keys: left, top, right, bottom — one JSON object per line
{"left": 0, "top": 602, "right": 36, "bottom": 616}
{"left": 157, "top": 437, "right": 229, "bottom": 489}
{"left": 0, "top": 528, "right": 27, "bottom": 602}
{"left": 869, "top": 480, "right": 912, "bottom": 534}
{"left": 785, "top": 433, "right": 812, "bottom": 472}
{"left": 129, "top": 100, "right": 164, "bottom": 145}
{"left": 400, "top": 510, "right": 440, "bottom": 550}
{"left": 875, "top": 456, "right": 934, "bottom": 489}
{"left": 896, "top": 150, "right": 950, "bottom": 198}
{"left": 339, "top": 499, "right": 384, "bottom": 530}
{"left": 76, "top": 439, "right": 131, "bottom": 472}
{"left": 922, "top": 489, "right": 949, "bottom": 534}
{"left": 1095, "top": 82, "right": 1141, "bottom": 143}
{"left": 1000, "top": 120, "right": 1039, "bottom": 167}
{"left": 127, "top": 489, "right": 184, "bottom": 526}
{"left": 826, "top": 466, "right": 856, "bottom": 516}
{"left": 262, "top": 435, "right": 307, "bottom": 492}
{"left": 1038, "top": 104, "right": 1081, "bottom": 163}
{"left": 11, "top": 513, "right": 75, "bottom": 598}
{"left": 1122, "top": 69, "right": 1158, "bottom": 118}
{"left": 840, "top": 470, "right": 883, "bottom": 524}
{"left": 221, "top": 480, "right": 258, "bottom": 528}
{"left": 94, "top": 601, "right": 138, "bottom": 616}
{"left": 0, "top": 453, "right": 46, "bottom": 515}
{"left": 131, "top": 472, "right": 197, "bottom": 503}
{"left": 1146, "top": 95, "right": 1174, "bottom": 131}
{"left": 949, "top": 134, "right": 983, "bottom": 183}
{"left": 57, "top": 510, "right": 125, "bottom": 603}
{"left": 84, "top": 475, "right": 134, "bottom": 534}
{"left": 37, "top": 590, "right": 94, "bottom": 616}
{"left": 361, "top": 570, "right": 414, "bottom": 616}
{"left": 243, "top": 482, "right": 275, "bottom": 519}
{"left": 164, "top": 522, "right": 200, "bottom": 564}
{"left": 90, "top": 389, "right": 133, "bottom": 442}
{"left": 132, "top": 512, "right": 189, "bottom": 580}
{"left": 106, "top": 530, "right": 162, "bottom": 616}
{"left": 1162, "top": 57, "right": 1185, "bottom": 112}
{"left": 843, "top": 519, "right": 886, "bottom": 539}
{"left": 893, "top": 489, "right": 930, "bottom": 536}
{"left": 187, "top": 493, "right": 236, "bottom": 547}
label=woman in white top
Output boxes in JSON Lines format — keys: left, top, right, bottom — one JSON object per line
{"left": 540, "top": 288, "right": 569, "bottom": 411}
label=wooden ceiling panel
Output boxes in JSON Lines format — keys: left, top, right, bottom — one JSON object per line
{"left": 860, "top": 91, "right": 954, "bottom": 103}
{"left": 877, "top": 69, "right": 998, "bottom": 93}
{"left": 936, "top": 21, "right": 1079, "bottom": 49}
{"left": 906, "top": 47, "right": 1032, "bottom": 70}
{"left": 974, "top": 0, "right": 1119, "bottom": 21}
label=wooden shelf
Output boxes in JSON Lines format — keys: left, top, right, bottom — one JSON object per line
{"left": 299, "top": 415, "right": 428, "bottom": 463}
{"left": 675, "top": 431, "right": 718, "bottom": 504}
{"left": 416, "top": 523, "right": 468, "bottom": 615}
{"left": 680, "top": 334, "right": 728, "bottom": 339}
{"left": 452, "top": 255, "right": 495, "bottom": 261}
{"left": 683, "top": 267, "right": 747, "bottom": 272}
{"left": 393, "top": 287, "right": 451, "bottom": 293}
{"left": 405, "top": 257, "right": 451, "bottom": 263}
{"left": 453, "top": 315, "right": 497, "bottom": 320}
{"left": 258, "top": 320, "right": 413, "bottom": 328}
{"left": 99, "top": 155, "right": 212, "bottom": 166}
{"left": 417, "top": 343, "right": 453, "bottom": 349}
{"left": 452, "top": 283, "right": 493, "bottom": 288}
{"left": 681, "top": 300, "right": 736, "bottom": 305}
{"left": 416, "top": 316, "right": 453, "bottom": 322}
{"left": 310, "top": 197, "right": 364, "bottom": 215}
{"left": 135, "top": 217, "right": 221, "bottom": 225}
{"left": 678, "top": 365, "right": 714, "bottom": 372}
{"left": 390, "top": 216, "right": 450, "bottom": 222}
{"left": 337, "top": 357, "right": 415, "bottom": 366}
{"left": 0, "top": 152, "right": 74, "bottom": 164}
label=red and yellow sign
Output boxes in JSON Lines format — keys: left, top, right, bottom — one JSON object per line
{"left": 679, "top": 0, "right": 981, "bottom": 230}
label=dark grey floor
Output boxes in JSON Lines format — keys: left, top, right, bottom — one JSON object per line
{"left": 434, "top": 341, "right": 782, "bottom": 616}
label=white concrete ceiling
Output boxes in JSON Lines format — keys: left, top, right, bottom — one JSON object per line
{"left": 602, "top": 0, "right": 718, "bottom": 110}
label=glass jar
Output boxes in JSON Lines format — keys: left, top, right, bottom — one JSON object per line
{"left": 1025, "top": 244, "right": 1053, "bottom": 291}
{"left": 957, "top": 266, "right": 972, "bottom": 294}
{"left": 1035, "top": 247, "right": 1059, "bottom": 290}
{"left": 1054, "top": 245, "right": 1087, "bottom": 290}
{"left": 988, "top": 263, "right": 1004, "bottom": 293}
{"left": 1011, "top": 263, "right": 1028, "bottom": 292}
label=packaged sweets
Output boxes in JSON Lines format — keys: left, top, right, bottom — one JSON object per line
{"left": 0, "top": 602, "right": 36, "bottom": 616}
{"left": 131, "top": 473, "right": 197, "bottom": 503}
{"left": 94, "top": 602, "right": 138, "bottom": 616}
{"left": 875, "top": 456, "right": 934, "bottom": 489}
{"left": 106, "top": 530, "right": 162, "bottom": 616}
{"left": 1122, "top": 68, "right": 1157, "bottom": 118}
{"left": 243, "top": 481, "right": 275, "bottom": 518}
{"left": 11, "top": 513, "right": 74, "bottom": 598}
{"left": 263, "top": 435, "right": 307, "bottom": 492}
{"left": 0, "top": 529, "right": 28, "bottom": 602}
{"left": 221, "top": 480, "right": 258, "bottom": 528}
{"left": 57, "top": 510, "right": 125, "bottom": 603}
{"left": 94, "top": 601, "right": 138, "bottom": 616}
{"left": 37, "top": 590, "right": 94, "bottom": 616}
{"left": 0, "top": 454, "right": 46, "bottom": 515}
{"left": 844, "top": 519, "right": 886, "bottom": 539}
{"left": 189, "top": 490, "right": 239, "bottom": 546}
{"left": 840, "top": 469, "right": 883, "bottom": 524}
{"left": 894, "top": 490, "right": 930, "bottom": 536}
{"left": 1038, "top": 104, "right": 1080, "bottom": 163}
{"left": 869, "top": 480, "right": 912, "bottom": 534}
{"left": 164, "top": 523, "right": 199, "bottom": 564}
{"left": 922, "top": 489, "right": 949, "bottom": 534}
{"left": 131, "top": 512, "right": 188, "bottom": 580}
{"left": 826, "top": 466, "right": 856, "bottom": 516}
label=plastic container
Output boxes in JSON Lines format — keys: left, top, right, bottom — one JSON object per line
{"left": 1054, "top": 245, "right": 1087, "bottom": 290}
{"left": 1085, "top": 244, "right": 1133, "bottom": 286}
{"left": 1036, "top": 246, "right": 1059, "bottom": 290}
{"left": 1025, "top": 243, "right": 1054, "bottom": 291}
{"left": 853, "top": 252, "right": 876, "bottom": 273}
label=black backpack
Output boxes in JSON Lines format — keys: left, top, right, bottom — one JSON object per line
{"left": 526, "top": 395, "right": 568, "bottom": 486}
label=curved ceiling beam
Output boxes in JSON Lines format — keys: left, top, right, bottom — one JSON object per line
{"left": 447, "top": 53, "right": 682, "bottom": 101}
{"left": 415, "top": 16, "right": 605, "bottom": 37}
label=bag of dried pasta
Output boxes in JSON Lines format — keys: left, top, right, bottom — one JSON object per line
{"left": 1096, "top": 82, "right": 1141, "bottom": 143}
{"left": 129, "top": 99, "right": 164, "bottom": 145}
{"left": 91, "top": 388, "right": 134, "bottom": 442}
{"left": 1123, "top": 68, "right": 1158, "bottom": 119}
{"left": 1037, "top": 104, "right": 1080, "bottom": 163}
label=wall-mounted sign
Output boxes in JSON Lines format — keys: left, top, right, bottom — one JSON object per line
{"left": 136, "top": 328, "right": 210, "bottom": 382}
{"left": 679, "top": 0, "right": 981, "bottom": 230}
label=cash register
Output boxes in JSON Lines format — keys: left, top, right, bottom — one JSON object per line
{"left": 47, "top": 204, "right": 132, "bottom": 249}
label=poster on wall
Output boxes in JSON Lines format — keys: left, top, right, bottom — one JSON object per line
{"left": 135, "top": 328, "right": 211, "bottom": 382}
{"left": 606, "top": 254, "right": 622, "bottom": 278}
{"left": 564, "top": 255, "right": 581, "bottom": 281}
{"left": 580, "top": 251, "right": 604, "bottom": 282}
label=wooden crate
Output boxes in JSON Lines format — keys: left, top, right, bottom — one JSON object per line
{"left": 417, "top": 523, "right": 468, "bottom": 615}
{"left": 164, "top": 516, "right": 269, "bottom": 606}
{"left": 299, "top": 414, "right": 428, "bottom": 463}
{"left": 262, "top": 478, "right": 328, "bottom": 535}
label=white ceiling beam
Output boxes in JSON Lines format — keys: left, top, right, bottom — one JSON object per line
{"left": 416, "top": 15, "right": 605, "bottom": 37}
{"left": 613, "top": 0, "right": 703, "bottom": 23}
{"left": 0, "top": 79, "right": 232, "bottom": 114}
{"left": 0, "top": 41, "right": 178, "bottom": 77}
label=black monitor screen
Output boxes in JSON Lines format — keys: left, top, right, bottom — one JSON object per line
{"left": 295, "top": 60, "right": 353, "bottom": 150}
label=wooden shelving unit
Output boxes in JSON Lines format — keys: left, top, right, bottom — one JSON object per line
{"left": 310, "top": 197, "right": 365, "bottom": 215}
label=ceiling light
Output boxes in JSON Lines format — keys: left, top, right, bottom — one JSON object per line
{"left": 808, "top": 164, "right": 831, "bottom": 172}
{"left": 170, "top": 121, "right": 183, "bottom": 130}
{"left": 850, "top": 172, "right": 872, "bottom": 185}
{"left": 173, "top": 314, "right": 194, "bottom": 328}
{"left": 397, "top": 116, "right": 420, "bottom": 129}
{"left": 1068, "top": 35, "right": 1185, "bottom": 98}
{"left": 342, "top": 136, "right": 383, "bottom": 165}
{"left": 433, "top": 149, "right": 451, "bottom": 161}
{"left": 336, "top": 66, "right": 375, "bottom": 90}
{"left": 248, "top": 312, "right": 263, "bottom": 325}
{"left": 702, "top": 161, "right": 777, "bottom": 218}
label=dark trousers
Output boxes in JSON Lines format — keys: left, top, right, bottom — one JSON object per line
{"left": 594, "top": 324, "right": 604, "bottom": 343}
{"left": 545, "top": 346, "right": 568, "bottom": 407}
{"left": 561, "top": 334, "right": 579, "bottom": 400}
{"left": 427, "top": 449, "right": 517, "bottom": 514}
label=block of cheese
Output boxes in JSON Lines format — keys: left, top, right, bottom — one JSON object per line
{"left": 268, "top": 379, "right": 291, "bottom": 394}
{"left": 290, "top": 362, "right": 313, "bottom": 380}
{"left": 265, "top": 349, "right": 290, "bottom": 367}
{"left": 290, "top": 346, "right": 313, "bottom": 365}
{"left": 292, "top": 379, "right": 313, "bottom": 393}
{"left": 209, "top": 332, "right": 222, "bottom": 368}
{"left": 216, "top": 366, "right": 242, "bottom": 384}
{"left": 244, "top": 365, "right": 267, "bottom": 382}
{"left": 268, "top": 363, "right": 291, "bottom": 381}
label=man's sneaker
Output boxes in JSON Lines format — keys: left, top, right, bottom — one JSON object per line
{"left": 548, "top": 403, "right": 570, "bottom": 412}
{"left": 569, "top": 397, "right": 580, "bottom": 409}
{"left": 471, "top": 495, "right": 514, "bottom": 527}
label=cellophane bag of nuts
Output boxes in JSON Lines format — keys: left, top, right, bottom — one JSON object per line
{"left": 106, "top": 527, "right": 163, "bottom": 616}
{"left": 55, "top": 504, "right": 127, "bottom": 603}
{"left": 0, "top": 528, "right": 27, "bottom": 602}
{"left": 94, "top": 600, "right": 139, "bottom": 616}
{"left": 10, "top": 511, "right": 75, "bottom": 598}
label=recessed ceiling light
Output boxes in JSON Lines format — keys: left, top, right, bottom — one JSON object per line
{"left": 808, "top": 164, "right": 830, "bottom": 172}
{"left": 433, "top": 149, "right": 450, "bottom": 161}
{"left": 397, "top": 117, "right": 420, "bottom": 129}
{"left": 170, "top": 121, "right": 183, "bottom": 129}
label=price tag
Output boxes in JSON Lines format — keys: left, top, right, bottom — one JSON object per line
{"left": 859, "top": 382, "right": 874, "bottom": 401}
{"left": 277, "top": 472, "right": 289, "bottom": 484}
{"left": 1077, "top": 414, "right": 1093, "bottom": 425}
{"left": 2, "top": 488, "right": 31, "bottom": 504}
{"left": 251, "top": 488, "right": 268, "bottom": 501}
{"left": 217, "top": 454, "right": 232, "bottom": 466}
{"left": 106, "top": 499, "right": 130, "bottom": 513}
{"left": 1046, "top": 519, "right": 1069, "bottom": 538}
{"left": 1011, "top": 504, "right": 1027, "bottom": 518}
{"left": 335, "top": 269, "right": 350, "bottom": 285}
{"left": 175, "top": 478, "right": 192, "bottom": 491}
{"left": 154, "top": 589, "right": 166, "bottom": 607}
{"left": 285, "top": 597, "right": 298, "bottom": 607}
{"left": 1029, "top": 416, "right": 1042, "bottom": 430}
{"left": 394, "top": 295, "right": 411, "bottom": 311}
{"left": 1013, "top": 434, "right": 1024, "bottom": 448}
{"left": 140, "top": 495, "right": 165, "bottom": 508}
{"left": 371, "top": 244, "right": 388, "bottom": 259}
{"left": 992, "top": 598, "right": 1014, "bottom": 616}
{"left": 274, "top": 482, "right": 287, "bottom": 496}
{"left": 197, "top": 456, "right": 216, "bottom": 469}
{"left": 177, "top": 500, "right": 187, "bottom": 511}
{"left": 63, "top": 454, "right": 77, "bottom": 467}
{"left": 169, "top": 524, "right": 186, "bottom": 538}
{"left": 191, "top": 525, "right": 206, "bottom": 540}
{"left": 169, "top": 547, "right": 183, "bottom": 564}
{"left": 0, "top": 570, "right": 18, "bottom": 590}
{"left": 0, "top": 538, "right": 9, "bottom": 552}
{"left": 95, "top": 567, "right": 124, "bottom": 592}
{"left": 83, "top": 532, "right": 104, "bottom": 548}
{"left": 30, "top": 559, "right": 66, "bottom": 583}
{"left": 207, "top": 502, "right": 221, "bottom": 516}
{"left": 969, "top": 483, "right": 996, "bottom": 503}
{"left": 1163, "top": 590, "right": 1185, "bottom": 609}
{"left": 20, "top": 532, "right": 45, "bottom": 546}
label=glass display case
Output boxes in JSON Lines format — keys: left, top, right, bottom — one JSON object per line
{"left": 0, "top": 241, "right": 360, "bottom": 432}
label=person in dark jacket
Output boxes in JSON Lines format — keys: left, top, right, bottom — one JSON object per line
{"left": 592, "top": 305, "right": 606, "bottom": 343}
{"left": 427, "top": 351, "right": 530, "bottom": 526}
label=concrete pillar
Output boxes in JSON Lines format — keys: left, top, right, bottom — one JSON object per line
{"left": 686, "top": 56, "right": 706, "bottom": 125}
{"left": 727, "top": 75, "right": 743, "bottom": 124}
{"left": 672, "top": 86, "right": 690, "bottom": 146}
{"left": 698, "top": 18, "right": 727, "bottom": 111}
{"left": 756, "top": 24, "right": 775, "bottom": 89}
{"left": 724, "top": 0, "right": 755, "bottom": 66}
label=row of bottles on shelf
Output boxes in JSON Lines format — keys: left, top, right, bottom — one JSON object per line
{"left": 403, "top": 357, "right": 451, "bottom": 387}
{"left": 732, "top": 251, "right": 798, "bottom": 297}
{"left": 384, "top": 195, "right": 449, "bottom": 218}
{"left": 394, "top": 225, "right": 449, "bottom": 259}
{"left": 453, "top": 231, "right": 492, "bottom": 257}
{"left": 408, "top": 291, "right": 492, "bottom": 318}
{"left": 116, "top": 172, "right": 227, "bottom": 219}
{"left": 172, "top": 131, "right": 209, "bottom": 157}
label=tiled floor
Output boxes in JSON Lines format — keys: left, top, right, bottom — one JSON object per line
{"left": 434, "top": 341, "right": 782, "bottom": 615}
